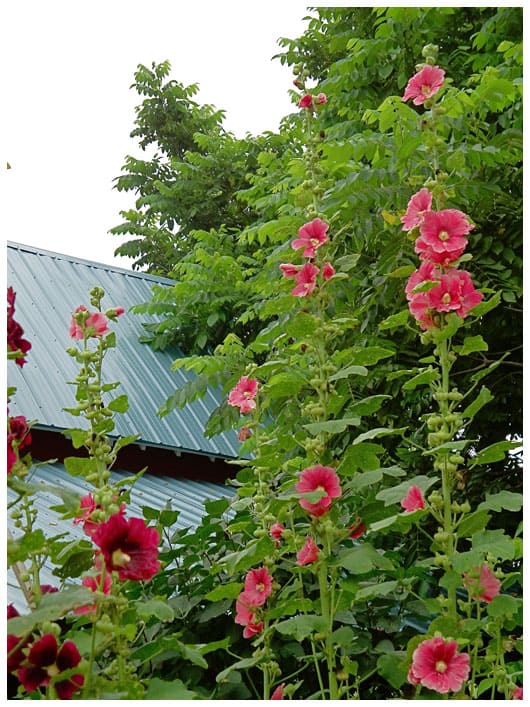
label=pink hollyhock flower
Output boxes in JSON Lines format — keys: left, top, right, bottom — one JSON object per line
{"left": 69, "top": 305, "right": 88, "bottom": 339}
{"left": 92, "top": 513, "right": 160, "bottom": 581}
{"left": 408, "top": 291, "right": 436, "bottom": 330}
{"left": 243, "top": 620, "right": 264, "bottom": 639}
{"left": 416, "top": 209, "right": 474, "bottom": 265}
{"left": 73, "top": 493, "right": 126, "bottom": 538}
{"left": 271, "top": 683, "right": 286, "bottom": 699}
{"left": 7, "top": 287, "right": 32, "bottom": 366}
{"left": 17, "top": 634, "right": 84, "bottom": 699}
{"left": 279, "top": 263, "right": 300, "bottom": 278}
{"left": 297, "top": 536, "right": 320, "bottom": 566}
{"left": 74, "top": 572, "right": 113, "bottom": 615}
{"left": 402, "top": 64, "right": 446, "bottom": 105}
{"left": 291, "top": 262, "right": 320, "bottom": 297}
{"left": 512, "top": 686, "right": 523, "bottom": 700}
{"left": 349, "top": 517, "right": 366, "bottom": 539}
{"left": 270, "top": 522, "right": 285, "bottom": 543}
{"left": 463, "top": 564, "right": 501, "bottom": 603}
{"left": 292, "top": 218, "right": 330, "bottom": 258}
{"left": 322, "top": 262, "right": 335, "bottom": 279}
{"left": 401, "top": 188, "right": 433, "bottom": 231}
{"left": 449, "top": 270, "right": 483, "bottom": 316}
{"left": 296, "top": 464, "right": 341, "bottom": 516}
{"left": 298, "top": 94, "right": 314, "bottom": 108}
{"left": 408, "top": 636, "right": 470, "bottom": 694}
{"left": 405, "top": 260, "right": 439, "bottom": 300}
{"left": 426, "top": 269, "right": 483, "bottom": 319}
{"left": 85, "top": 311, "right": 110, "bottom": 337}
{"left": 228, "top": 375, "right": 259, "bottom": 414}
{"left": 234, "top": 590, "right": 264, "bottom": 639}
{"left": 244, "top": 567, "right": 273, "bottom": 607}
{"left": 401, "top": 485, "right": 425, "bottom": 512}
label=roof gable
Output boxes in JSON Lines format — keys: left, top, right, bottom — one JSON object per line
{"left": 7, "top": 242, "right": 238, "bottom": 459}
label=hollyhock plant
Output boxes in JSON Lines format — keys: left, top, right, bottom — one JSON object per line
{"left": 296, "top": 464, "right": 341, "bottom": 516}
{"left": 291, "top": 262, "right": 320, "bottom": 297}
{"left": 7, "top": 287, "right": 32, "bottom": 366}
{"left": 408, "top": 636, "right": 470, "bottom": 694}
{"left": 401, "top": 485, "right": 425, "bottom": 512}
{"left": 228, "top": 375, "right": 259, "bottom": 414}
{"left": 17, "top": 633, "right": 84, "bottom": 699}
{"left": 244, "top": 567, "right": 273, "bottom": 606}
{"left": 415, "top": 209, "right": 474, "bottom": 265}
{"left": 297, "top": 536, "right": 320, "bottom": 566}
{"left": 292, "top": 218, "right": 329, "bottom": 258}
{"left": 463, "top": 564, "right": 501, "bottom": 603}
{"left": 91, "top": 513, "right": 160, "bottom": 581}
{"left": 427, "top": 269, "right": 483, "bottom": 317}
{"left": 402, "top": 64, "right": 446, "bottom": 105}
{"left": 401, "top": 188, "right": 433, "bottom": 231}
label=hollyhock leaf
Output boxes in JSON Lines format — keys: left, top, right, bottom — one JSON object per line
{"left": 338, "top": 443, "right": 385, "bottom": 474}
{"left": 356, "top": 580, "right": 399, "bottom": 601}
{"left": 486, "top": 594, "right": 521, "bottom": 619}
{"left": 65, "top": 428, "right": 89, "bottom": 449}
{"left": 285, "top": 312, "right": 320, "bottom": 337}
{"left": 466, "top": 290, "right": 501, "bottom": 317}
{"left": 205, "top": 582, "right": 244, "bottom": 602}
{"left": 431, "top": 313, "right": 463, "bottom": 342}
{"left": 7, "top": 587, "right": 95, "bottom": 635}
{"left": 388, "top": 264, "right": 416, "bottom": 278}
{"left": 349, "top": 346, "right": 395, "bottom": 366}
{"left": 335, "top": 544, "right": 394, "bottom": 574}
{"left": 331, "top": 626, "right": 356, "bottom": 646}
{"left": 107, "top": 394, "right": 129, "bottom": 413}
{"left": 477, "top": 490, "right": 523, "bottom": 513}
{"left": 145, "top": 678, "right": 198, "bottom": 700}
{"left": 275, "top": 615, "right": 328, "bottom": 641}
{"left": 470, "top": 440, "right": 521, "bottom": 467}
{"left": 352, "top": 426, "right": 406, "bottom": 445}
{"left": 267, "top": 371, "right": 306, "bottom": 399}
{"left": 348, "top": 464, "right": 404, "bottom": 488}
{"left": 377, "top": 653, "right": 409, "bottom": 689}
{"left": 136, "top": 600, "right": 175, "bottom": 623}
{"left": 64, "top": 456, "right": 98, "bottom": 477}
{"left": 401, "top": 367, "right": 439, "bottom": 391}
{"left": 456, "top": 510, "right": 492, "bottom": 539}
{"left": 328, "top": 365, "right": 369, "bottom": 381}
{"left": 379, "top": 308, "right": 410, "bottom": 330}
{"left": 439, "top": 569, "right": 462, "bottom": 593}
{"left": 472, "top": 529, "right": 514, "bottom": 560}
{"left": 216, "top": 656, "right": 268, "bottom": 684}
{"left": 303, "top": 417, "right": 361, "bottom": 435}
{"left": 454, "top": 335, "right": 488, "bottom": 356}
{"left": 462, "top": 386, "right": 494, "bottom": 420}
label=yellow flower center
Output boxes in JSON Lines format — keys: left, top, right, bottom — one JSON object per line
{"left": 47, "top": 664, "right": 60, "bottom": 677}
{"left": 435, "top": 660, "right": 448, "bottom": 673}
{"left": 111, "top": 549, "right": 131, "bottom": 568}
{"left": 422, "top": 84, "right": 432, "bottom": 95}
{"left": 311, "top": 238, "right": 320, "bottom": 246}
{"left": 438, "top": 230, "right": 450, "bottom": 241}
{"left": 256, "top": 582, "right": 265, "bottom": 592}
{"left": 441, "top": 293, "right": 452, "bottom": 304}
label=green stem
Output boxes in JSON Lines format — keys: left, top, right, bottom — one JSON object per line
{"left": 318, "top": 559, "right": 339, "bottom": 700}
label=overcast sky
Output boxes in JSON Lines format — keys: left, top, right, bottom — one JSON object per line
{"left": 3, "top": 1, "right": 316, "bottom": 268}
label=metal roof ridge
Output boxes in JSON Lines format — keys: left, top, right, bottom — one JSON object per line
{"left": 7, "top": 241, "right": 177, "bottom": 286}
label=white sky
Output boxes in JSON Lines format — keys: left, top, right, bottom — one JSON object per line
{"left": 2, "top": 1, "right": 315, "bottom": 268}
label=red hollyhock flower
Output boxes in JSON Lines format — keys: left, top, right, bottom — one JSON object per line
{"left": 322, "top": 262, "right": 335, "bottom": 279}
{"left": 291, "top": 262, "right": 320, "bottom": 297}
{"left": 237, "top": 426, "right": 252, "bottom": 441}
{"left": 7, "top": 287, "right": 32, "bottom": 366}
{"left": 292, "top": 218, "right": 329, "bottom": 258}
{"left": 243, "top": 567, "right": 273, "bottom": 606}
{"left": 228, "top": 375, "right": 258, "bottom": 414}
{"left": 297, "top": 536, "right": 320, "bottom": 566}
{"left": 415, "top": 209, "right": 474, "bottom": 265}
{"left": 271, "top": 683, "right": 286, "bottom": 699}
{"left": 512, "top": 686, "right": 523, "bottom": 699}
{"left": 402, "top": 65, "right": 445, "bottom": 105}
{"left": 401, "top": 485, "right": 425, "bottom": 512}
{"left": 270, "top": 522, "right": 285, "bottom": 544}
{"left": 401, "top": 188, "right": 433, "bottom": 231}
{"left": 349, "top": 517, "right": 366, "bottom": 539}
{"left": 73, "top": 493, "right": 126, "bottom": 538}
{"left": 463, "top": 564, "right": 501, "bottom": 603}
{"left": 298, "top": 94, "right": 314, "bottom": 108}
{"left": 92, "top": 513, "right": 160, "bottom": 581}
{"left": 408, "top": 636, "right": 470, "bottom": 694}
{"left": 296, "top": 465, "right": 341, "bottom": 516}
{"left": 279, "top": 263, "right": 300, "bottom": 278}
{"left": 17, "top": 633, "right": 84, "bottom": 699}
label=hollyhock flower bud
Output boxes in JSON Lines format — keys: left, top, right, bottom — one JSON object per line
{"left": 322, "top": 262, "right": 335, "bottom": 279}
{"left": 228, "top": 376, "right": 258, "bottom": 414}
{"left": 349, "top": 517, "right": 366, "bottom": 539}
{"left": 237, "top": 426, "right": 252, "bottom": 442}
{"left": 408, "top": 636, "right": 470, "bottom": 693}
{"left": 401, "top": 485, "right": 425, "bottom": 512}
{"left": 402, "top": 65, "right": 445, "bottom": 105}
{"left": 512, "top": 686, "right": 523, "bottom": 699}
{"left": 271, "top": 683, "right": 286, "bottom": 699}
{"left": 316, "top": 92, "right": 327, "bottom": 104}
{"left": 296, "top": 536, "right": 319, "bottom": 566}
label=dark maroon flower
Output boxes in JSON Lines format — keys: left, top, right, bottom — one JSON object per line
{"left": 7, "top": 414, "right": 32, "bottom": 474}
{"left": 7, "top": 287, "right": 31, "bottom": 366}
{"left": 92, "top": 513, "right": 160, "bottom": 581}
{"left": 17, "top": 633, "right": 84, "bottom": 699}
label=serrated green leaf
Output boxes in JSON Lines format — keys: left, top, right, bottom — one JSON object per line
{"left": 63, "top": 456, "right": 97, "bottom": 477}
{"left": 7, "top": 587, "right": 95, "bottom": 634}
{"left": 379, "top": 309, "right": 409, "bottom": 330}
{"left": 352, "top": 426, "right": 406, "bottom": 445}
{"left": 335, "top": 544, "right": 394, "bottom": 574}
{"left": 356, "top": 580, "right": 398, "bottom": 601}
{"left": 349, "top": 346, "right": 395, "bottom": 366}
{"left": 462, "top": 386, "right": 494, "bottom": 420}
{"left": 472, "top": 529, "right": 514, "bottom": 560}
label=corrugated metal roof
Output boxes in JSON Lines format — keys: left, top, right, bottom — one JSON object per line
{"left": 8, "top": 461, "right": 234, "bottom": 610}
{"left": 7, "top": 242, "right": 239, "bottom": 459}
